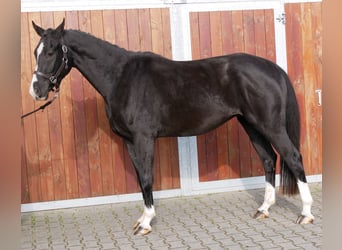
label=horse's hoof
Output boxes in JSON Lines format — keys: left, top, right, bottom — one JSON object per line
{"left": 296, "top": 215, "right": 314, "bottom": 224}
{"left": 133, "top": 224, "right": 151, "bottom": 236}
{"left": 133, "top": 221, "right": 152, "bottom": 235}
{"left": 253, "top": 210, "right": 269, "bottom": 220}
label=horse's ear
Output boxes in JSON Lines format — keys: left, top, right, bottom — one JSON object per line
{"left": 32, "top": 20, "right": 45, "bottom": 37}
{"left": 55, "top": 18, "right": 65, "bottom": 35}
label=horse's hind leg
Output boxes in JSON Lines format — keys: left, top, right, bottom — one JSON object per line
{"left": 270, "top": 131, "right": 314, "bottom": 224}
{"left": 238, "top": 117, "right": 277, "bottom": 219}
{"left": 125, "top": 136, "right": 156, "bottom": 235}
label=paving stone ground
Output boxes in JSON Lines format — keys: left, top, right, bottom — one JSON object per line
{"left": 21, "top": 182, "right": 322, "bottom": 249}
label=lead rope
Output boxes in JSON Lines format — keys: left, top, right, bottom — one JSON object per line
{"left": 21, "top": 89, "right": 59, "bottom": 119}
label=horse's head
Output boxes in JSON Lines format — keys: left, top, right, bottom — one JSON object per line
{"left": 29, "top": 19, "right": 70, "bottom": 100}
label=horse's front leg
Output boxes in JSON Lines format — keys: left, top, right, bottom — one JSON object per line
{"left": 125, "top": 136, "right": 156, "bottom": 235}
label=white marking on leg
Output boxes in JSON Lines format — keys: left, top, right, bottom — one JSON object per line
{"left": 297, "top": 180, "right": 314, "bottom": 219}
{"left": 137, "top": 205, "right": 156, "bottom": 232}
{"left": 258, "top": 182, "right": 276, "bottom": 216}
{"left": 29, "top": 42, "right": 44, "bottom": 100}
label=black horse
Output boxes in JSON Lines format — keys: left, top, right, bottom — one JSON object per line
{"left": 28, "top": 19, "right": 314, "bottom": 235}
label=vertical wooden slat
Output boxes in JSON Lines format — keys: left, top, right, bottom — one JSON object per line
{"left": 190, "top": 12, "right": 207, "bottom": 181}
{"left": 311, "top": 2, "right": 322, "bottom": 174}
{"left": 301, "top": 3, "right": 322, "bottom": 175}
{"left": 221, "top": 11, "right": 240, "bottom": 179}
{"left": 22, "top": 12, "right": 42, "bottom": 202}
{"left": 42, "top": 12, "right": 67, "bottom": 200}
{"left": 151, "top": 8, "right": 174, "bottom": 190}
{"left": 264, "top": 9, "right": 276, "bottom": 63}
{"left": 78, "top": 11, "right": 100, "bottom": 196}
{"left": 150, "top": 8, "right": 163, "bottom": 191}
{"left": 66, "top": 11, "right": 91, "bottom": 198}
{"left": 21, "top": 13, "right": 32, "bottom": 202}
{"left": 126, "top": 9, "right": 140, "bottom": 52}
{"left": 197, "top": 12, "right": 211, "bottom": 181}
{"left": 162, "top": 9, "right": 180, "bottom": 188}
{"left": 29, "top": 12, "right": 55, "bottom": 201}
{"left": 285, "top": 4, "right": 309, "bottom": 176}
{"left": 92, "top": 10, "right": 115, "bottom": 196}
{"left": 78, "top": 11, "right": 103, "bottom": 196}
{"left": 210, "top": 11, "right": 229, "bottom": 180}
{"left": 251, "top": 10, "right": 267, "bottom": 177}
{"left": 58, "top": 11, "right": 79, "bottom": 199}
{"left": 114, "top": 9, "right": 136, "bottom": 194}
{"left": 161, "top": 8, "right": 172, "bottom": 60}
{"left": 36, "top": 12, "right": 54, "bottom": 201}
{"left": 190, "top": 13, "right": 200, "bottom": 60}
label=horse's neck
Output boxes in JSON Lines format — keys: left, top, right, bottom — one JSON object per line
{"left": 64, "top": 30, "right": 130, "bottom": 98}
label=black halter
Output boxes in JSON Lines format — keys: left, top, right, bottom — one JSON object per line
{"left": 21, "top": 44, "right": 69, "bottom": 119}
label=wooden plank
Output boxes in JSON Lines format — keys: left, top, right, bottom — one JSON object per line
{"left": 111, "top": 133, "right": 127, "bottom": 194}
{"left": 150, "top": 8, "right": 164, "bottom": 55}
{"left": 21, "top": 142, "right": 30, "bottom": 203}
{"left": 254, "top": 10, "right": 267, "bottom": 58}
{"left": 115, "top": 9, "right": 140, "bottom": 193}
{"left": 37, "top": 12, "right": 54, "bottom": 201}
{"left": 20, "top": 15, "right": 31, "bottom": 202}
{"left": 77, "top": 10, "right": 103, "bottom": 197}
{"left": 78, "top": 10, "right": 101, "bottom": 196}
{"left": 220, "top": 11, "right": 239, "bottom": 179}
{"left": 22, "top": 12, "right": 42, "bottom": 202}
{"left": 139, "top": 9, "right": 153, "bottom": 51}
{"left": 170, "top": 138, "right": 180, "bottom": 188}
{"left": 251, "top": 9, "right": 267, "bottom": 177}
{"left": 126, "top": 9, "right": 140, "bottom": 51}
{"left": 190, "top": 12, "right": 200, "bottom": 60}
{"left": 151, "top": 8, "right": 173, "bottom": 190}
{"left": 91, "top": 10, "right": 116, "bottom": 196}
{"left": 311, "top": 2, "right": 322, "bottom": 174}
{"left": 149, "top": 8, "right": 163, "bottom": 191}
{"left": 58, "top": 11, "right": 79, "bottom": 199}
{"left": 104, "top": 9, "right": 126, "bottom": 195}
{"left": 285, "top": 4, "right": 309, "bottom": 176}
{"left": 231, "top": 10, "right": 245, "bottom": 179}
{"left": 264, "top": 9, "right": 276, "bottom": 62}
{"left": 42, "top": 11, "right": 67, "bottom": 200}
{"left": 112, "top": 9, "right": 129, "bottom": 194}
{"left": 285, "top": 3, "right": 309, "bottom": 174}
{"left": 209, "top": 11, "right": 229, "bottom": 180}
{"left": 301, "top": 3, "right": 320, "bottom": 175}
{"left": 232, "top": 10, "right": 251, "bottom": 178}
{"left": 66, "top": 11, "right": 91, "bottom": 198}
{"left": 29, "top": 12, "right": 55, "bottom": 201}
{"left": 221, "top": 11, "right": 234, "bottom": 54}
{"left": 161, "top": 8, "right": 172, "bottom": 59}
{"left": 161, "top": 8, "right": 180, "bottom": 188}
{"left": 191, "top": 12, "right": 207, "bottom": 181}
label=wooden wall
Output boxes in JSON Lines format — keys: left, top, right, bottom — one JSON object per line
{"left": 21, "top": 9, "right": 180, "bottom": 203}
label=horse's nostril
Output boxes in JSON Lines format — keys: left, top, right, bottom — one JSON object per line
{"left": 34, "top": 86, "right": 40, "bottom": 96}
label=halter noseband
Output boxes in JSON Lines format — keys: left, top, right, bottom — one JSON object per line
{"left": 21, "top": 44, "right": 69, "bottom": 119}
{"left": 34, "top": 44, "right": 69, "bottom": 91}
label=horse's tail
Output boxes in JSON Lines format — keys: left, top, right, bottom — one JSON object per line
{"left": 279, "top": 75, "right": 300, "bottom": 196}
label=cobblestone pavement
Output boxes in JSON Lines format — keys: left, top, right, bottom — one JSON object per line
{"left": 21, "top": 183, "right": 322, "bottom": 249}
